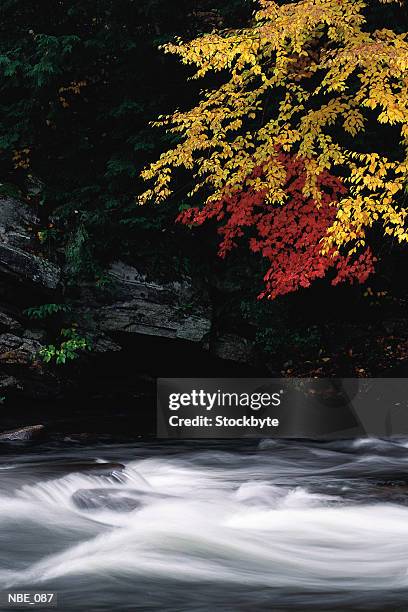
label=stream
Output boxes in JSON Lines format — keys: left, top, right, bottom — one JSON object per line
{"left": 1, "top": 437, "right": 408, "bottom": 610}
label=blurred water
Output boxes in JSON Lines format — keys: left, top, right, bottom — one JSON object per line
{"left": 1, "top": 438, "right": 408, "bottom": 610}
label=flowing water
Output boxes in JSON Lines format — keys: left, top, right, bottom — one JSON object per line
{"left": 1, "top": 437, "right": 408, "bottom": 611}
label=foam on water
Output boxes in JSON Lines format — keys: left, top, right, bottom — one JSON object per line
{"left": 1, "top": 439, "right": 408, "bottom": 610}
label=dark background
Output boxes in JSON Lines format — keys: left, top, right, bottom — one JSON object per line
{"left": 0, "top": 1, "right": 408, "bottom": 436}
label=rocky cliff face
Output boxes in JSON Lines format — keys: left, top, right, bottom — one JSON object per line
{"left": 0, "top": 196, "right": 259, "bottom": 405}
{"left": 0, "top": 197, "right": 61, "bottom": 400}
{"left": 0, "top": 197, "right": 60, "bottom": 289}
{"left": 73, "top": 261, "right": 212, "bottom": 343}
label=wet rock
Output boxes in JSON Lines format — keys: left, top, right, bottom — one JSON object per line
{"left": 0, "top": 243, "right": 60, "bottom": 290}
{"left": 89, "top": 334, "right": 122, "bottom": 354}
{"left": 0, "top": 196, "right": 38, "bottom": 249}
{"left": 74, "top": 261, "right": 212, "bottom": 343}
{"left": 0, "top": 424, "right": 45, "bottom": 441}
{"left": 0, "top": 196, "right": 60, "bottom": 289}
{"left": 39, "top": 461, "right": 125, "bottom": 476}
{"left": 72, "top": 487, "right": 166, "bottom": 512}
{"left": 0, "top": 333, "right": 42, "bottom": 365}
{"left": 95, "top": 300, "right": 210, "bottom": 342}
{"left": 72, "top": 488, "right": 144, "bottom": 512}
{"left": 23, "top": 328, "right": 47, "bottom": 342}
{"left": 0, "top": 312, "right": 23, "bottom": 334}
{"left": 0, "top": 197, "right": 62, "bottom": 399}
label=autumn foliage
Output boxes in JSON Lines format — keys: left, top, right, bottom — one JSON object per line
{"left": 178, "top": 153, "right": 375, "bottom": 298}
{"left": 141, "top": 0, "right": 408, "bottom": 299}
